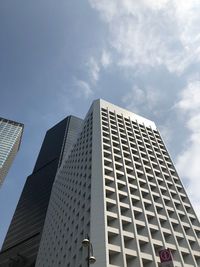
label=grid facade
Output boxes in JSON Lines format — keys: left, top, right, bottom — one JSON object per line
{"left": 100, "top": 105, "right": 200, "bottom": 267}
{"left": 0, "top": 117, "right": 23, "bottom": 185}
{"left": 36, "top": 99, "right": 200, "bottom": 267}
{"left": 36, "top": 112, "right": 93, "bottom": 267}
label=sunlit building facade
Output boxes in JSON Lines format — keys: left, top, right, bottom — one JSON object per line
{"left": 0, "top": 117, "right": 23, "bottom": 186}
{"left": 35, "top": 99, "right": 200, "bottom": 267}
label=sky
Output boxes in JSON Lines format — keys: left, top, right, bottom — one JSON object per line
{"left": 0, "top": 0, "right": 200, "bottom": 248}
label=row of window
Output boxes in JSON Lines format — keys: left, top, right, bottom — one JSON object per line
{"left": 37, "top": 113, "right": 94, "bottom": 267}
{"left": 101, "top": 108, "right": 199, "bottom": 267}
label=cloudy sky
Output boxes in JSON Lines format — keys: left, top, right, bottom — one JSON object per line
{"left": 0, "top": 0, "right": 200, "bottom": 247}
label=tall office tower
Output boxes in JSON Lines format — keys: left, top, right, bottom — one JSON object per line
{"left": 0, "top": 117, "right": 24, "bottom": 186}
{"left": 36, "top": 99, "right": 200, "bottom": 267}
{"left": 0, "top": 116, "right": 83, "bottom": 267}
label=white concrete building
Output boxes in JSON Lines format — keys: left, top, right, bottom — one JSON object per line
{"left": 36, "top": 99, "right": 200, "bottom": 267}
{"left": 0, "top": 117, "right": 23, "bottom": 186}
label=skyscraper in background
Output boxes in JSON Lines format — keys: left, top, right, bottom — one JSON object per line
{"left": 0, "top": 117, "right": 24, "bottom": 186}
{"left": 0, "top": 116, "right": 83, "bottom": 267}
{"left": 36, "top": 99, "right": 200, "bottom": 267}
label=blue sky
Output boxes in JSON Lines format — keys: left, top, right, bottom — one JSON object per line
{"left": 0, "top": 0, "right": 200, "bottom": 248}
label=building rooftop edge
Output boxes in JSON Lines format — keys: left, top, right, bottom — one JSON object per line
{"left": 0, "top": 117, "right": 24, "bottom": 128}
{"left": 93, "top": 99, "right": 157, "bottom": 130}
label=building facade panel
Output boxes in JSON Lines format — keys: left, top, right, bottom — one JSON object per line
{"left": 99, "top": 100, "right": 200, "bottom": 267}
{"left": 0, "top": 117, "right": 24, "bottom": 185}
{"left": 36, "top": 112, "right": 93, "bottom": 267}
{"left": 36, "top": 99, "right": 200, "bottom": 267}
{"left": 0, "top": 116, "right": 82, "bottom": 267}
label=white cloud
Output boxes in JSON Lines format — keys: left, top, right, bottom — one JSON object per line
{"left": 101, "top": 50, "right": 111, "bottom": 68}
{"left": 89, "top": 0, "right": 119, "bottom": 22}
{"left": 140, "top": 0, "right": 169, "bottom": 10}
{"left": 175, "top": 81, "right": 200, "bottom": 112}
{"left": 122, "top": 86, "right": 143, "bottom": 113}
{"left": 158, "top": 123, "right": 173, "bottom": 145}
{"left": 87, "top": 57, "right": 100, "bottom": 83}
{"left": 89, "top": 0, "right": 200, "bottom": 74}
{"left": 122, "top": 85, "right": 162, "bottom": 114}
{"left": 84, "top": 51, "right": 112, "bottom": 85}
{"left": 175, "top": 80, "right": 200, "bottom": 218}
{"left": 74, "top": 79, "right": 93, "bottom": 99}
{"left": 76, "top": 52, "right": 111, "bottom": 92}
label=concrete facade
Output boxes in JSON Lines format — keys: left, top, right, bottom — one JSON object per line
{"left": 35, "top": 99, "right": 200, "bottom": 267}
{"left": 0, "top": 117, "right": 23, "bottom": 186}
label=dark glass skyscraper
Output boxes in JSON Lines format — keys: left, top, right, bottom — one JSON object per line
{"left": 0, "top": 116, "right": 83, "bottom": 267}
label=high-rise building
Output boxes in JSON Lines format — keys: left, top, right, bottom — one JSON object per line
{"left": 36, "top": 99, "right": 200, "bottom": 267}
{"left": 0, "top": 117, "right": 24, "bottom": 186}
{"left": 0, "top": 116, "right": 83, "bottom": 267}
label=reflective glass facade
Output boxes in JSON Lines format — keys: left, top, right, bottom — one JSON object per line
{"left": 0, "top": 116, "right": 83, "bottom": 267}
{"left": 0, "top": 118, "right": 23, "bottom": 185}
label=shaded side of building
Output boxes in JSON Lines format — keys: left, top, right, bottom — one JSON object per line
{"left": 0, "top": 116, "right": 83, "bottom": 267}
